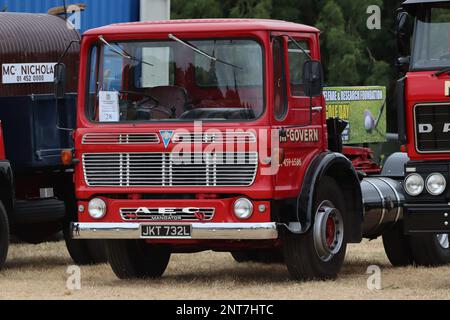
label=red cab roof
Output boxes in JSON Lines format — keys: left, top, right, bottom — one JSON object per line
{"left": 84, "top": 19, "right": 320, "bottom": 36}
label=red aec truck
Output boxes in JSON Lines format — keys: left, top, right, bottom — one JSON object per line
{"left": 67, "top": 18, "right": 446, "bottom": 280}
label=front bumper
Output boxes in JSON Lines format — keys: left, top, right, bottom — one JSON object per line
{"left": 71, "top": 222, "right": 279, "bottom": 240}
{"left": 404, "top": 205, "right": 450, "bottom": 234}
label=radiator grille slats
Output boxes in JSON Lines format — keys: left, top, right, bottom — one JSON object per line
{"left": 83, "top": 152, "right": 258, "bottom": 187}
{"left": 82, "top": 133, "right": 160, "bottom": 144}
{"left": 172, "top": 132, "right": 257, "bottom": 143}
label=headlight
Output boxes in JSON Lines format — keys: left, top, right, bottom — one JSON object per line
{"left": 88, "top": 198, "right": 107, "bottom": 219}
{"left": 234, "top": 198, "right": 253, "bottom": 220}
{"left": 405, "top": 174, "right": 424, "bottom": 196}
{"left": 426, "top": 173, "right": 447, "bottom": 196}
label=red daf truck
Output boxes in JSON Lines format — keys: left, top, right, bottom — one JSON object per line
{"left": 66, "top": 18, "right": 445, "bottom": 280}
{"left": 385, "top": 0, "right": 450, "bottom": 266}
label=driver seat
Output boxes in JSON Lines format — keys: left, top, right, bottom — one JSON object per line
{"left": 143, "top": 86, "right": 189, "bottom": 119}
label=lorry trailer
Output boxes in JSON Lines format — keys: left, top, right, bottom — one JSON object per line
{"left": 66, "top": 18, "right": 448, "bottom": 280}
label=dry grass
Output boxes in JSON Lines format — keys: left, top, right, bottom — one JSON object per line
{"left": 0, "top": 239, "right": 450, "bottom": 300}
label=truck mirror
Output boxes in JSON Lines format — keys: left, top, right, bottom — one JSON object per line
{"left": 302, "top": 60, "right": 324, "bottom": 97}
{"left": 54, "top": 63, "right": 66, "bottom": 99}
{"left": 395, "top": 10, "right": 412, "bottom": 60}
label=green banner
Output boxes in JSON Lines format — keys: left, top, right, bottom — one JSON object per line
{"left": 324, "top": 86, "right": 387, "bottom": 144}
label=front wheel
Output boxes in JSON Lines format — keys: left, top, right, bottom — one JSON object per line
{"left": 106, "top": 240, "right": 171, "bottom": 279}
{"left": 0, "top": 202, "right": 9, "bottom": 271}
{"left": 382, "top": 222, "right": 415, "bottom": 267}
{"left": 409, "top": 233, "right": 450, "bottom": 267}
{"left": 283, "top": 177, "right": 347, "bottom": 281}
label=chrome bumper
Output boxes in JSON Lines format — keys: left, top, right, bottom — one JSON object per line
{"left": 71, "top": 222, "right": 279, "bottom": 240}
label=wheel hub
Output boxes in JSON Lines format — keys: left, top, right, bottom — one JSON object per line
{"left": 313, "top": 201, "right": 344, "bottom": 262}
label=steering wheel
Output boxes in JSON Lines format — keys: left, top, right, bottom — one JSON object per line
{"left": 119, "top": 90, "right": 160, "bottom": 105}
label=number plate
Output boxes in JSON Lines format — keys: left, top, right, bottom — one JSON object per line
{"left": 141, "top": 225, "right": 192, "bottom": 238}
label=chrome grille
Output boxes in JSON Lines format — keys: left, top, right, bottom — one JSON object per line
{"left": 83, "top": 152, "right": 258, "bottom": 187}
{"left": 120, "top": 207, "right": 215, "bottom": 221}
{"left": 415, "top": 104, "right": 450, "bottom": 153}
{"left": 82, "top": 133, "right": 160, "bottom": 145}
{"left": 172, "top": 131, "right": 257, "bottom": 143}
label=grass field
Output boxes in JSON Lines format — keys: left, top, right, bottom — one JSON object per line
{"left": 0, "top": 239, "right": 449, "bottom": 300}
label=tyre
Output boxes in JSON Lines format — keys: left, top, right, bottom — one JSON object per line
{"left": 62, "top": 195, "right": 107, "bottom": 265}
{"left": 63, "top": 222, "right": 108, "bottom": 265}
{"left": 106, "top": 240, "right": 171, "bottom": 279}
{"left": 382, "top": 222, "right": 415, "bottom": 267}
{"left": 283, "top": 176, "right": 347, "bottom": 281}
{"left": 0, "top": 202, "right": 9, "bottom": 271}
{"left": 231, "top": 249, "right": 284, "bottom": 264}
{"left": 409, "top": 233, "right": 450, "bottom": 267}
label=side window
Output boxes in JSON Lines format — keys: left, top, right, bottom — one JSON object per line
{"left": 288, "top": 40, "right": 310, "bottom": 96}
{"left": 273, "top": 37, "right": 287, "bottom": 120}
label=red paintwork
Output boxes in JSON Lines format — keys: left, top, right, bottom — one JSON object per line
{"left": 75, "top": 19, "right": 326, "bottom": 245}
{"left": 0, "top": 122, "right": 5, "bottom": 161}
{"left": 405, "top": 71, "right": 450, "bottom": 161}
{"left": 343, "top": 146, "right": 381, "bottom": 174}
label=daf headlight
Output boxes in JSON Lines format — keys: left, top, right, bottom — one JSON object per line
{"left": 426, "top": 173, "right": 447, "bottom": 196}
{"left": 405, "top": 174, "right": 424, "bottom": 196}
{"left": 88, "top": 198, "right": 107, "bottom": 219}
{"left": 234, "top": 198, "right": 254, "bottom": 220}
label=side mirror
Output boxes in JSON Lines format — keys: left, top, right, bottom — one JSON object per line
{"left": 302, "top": 60, "right": 324, "bottom": 97}
{"left": 395, "top": 10, "right": 412, "bottom": 62}
{"left": 54, "top": 63, "right": 66, "bottom": 99}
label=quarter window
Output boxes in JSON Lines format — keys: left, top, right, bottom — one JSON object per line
{"left": 288, "top": 40, "right": 310, "bottom": 96}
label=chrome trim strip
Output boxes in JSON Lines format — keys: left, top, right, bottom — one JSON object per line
{"left": 364, "top": 178, "right": 387, "bottom": 228}
{"left": 377, "top": 177, "right": 403, "bottom": 224}
{"left": 71, "top": 222, "right": 279, "bottom": 240}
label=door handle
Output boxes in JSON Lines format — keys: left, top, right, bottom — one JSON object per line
{"left": 312, "top": 106, "right": 323, "bottom": 112}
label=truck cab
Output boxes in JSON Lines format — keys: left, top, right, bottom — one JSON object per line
{"left": 389, "top": 0, "right": 450, "bottom": 265}
{"left": 396, "top": 1, "right": 450, "bottom": 240}
{"left": 70, "top": 19, "right": 366, "bottom": 280}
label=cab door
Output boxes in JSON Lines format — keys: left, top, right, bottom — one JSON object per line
{"left": 272, "top": 33, "right": 325, "bottom": 198}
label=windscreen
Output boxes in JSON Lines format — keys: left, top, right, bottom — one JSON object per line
{"left": 411, "top": 4, "right": 450, "bottom": 70}
{"left": 86, "top": 38, "right": 264, "bottom": 122}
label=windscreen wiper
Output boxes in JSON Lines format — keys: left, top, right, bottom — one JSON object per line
{"left": 433, "top": 67, "right": 450, "bottom": 77}
{"left": 168, "top": 34, "right": 242, "bottom": 70}
{"left": 99, "top": 35, "right": 154, "bottom": 67}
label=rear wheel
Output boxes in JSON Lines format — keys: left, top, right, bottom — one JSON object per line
{"left": 0, "top": 202, "right": 9, "bottom": 271}
{"left": 409, "top": 233, "right": 450, "bottom": 267}
{"left": 283, "top": 177, "right": 347, "bottom": 281}
{"left": 382, "top": 222, "right": 415, "bottom": 267}
{"left": 106, "top": 240, "right": 171, "bottom": 279}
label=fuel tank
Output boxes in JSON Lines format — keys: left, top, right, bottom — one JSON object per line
{"left": 361, "top": 177, "right": 405, "bottom": 239}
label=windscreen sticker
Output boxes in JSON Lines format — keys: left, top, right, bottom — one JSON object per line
{"left": 2, "top": 63, "right": 57, "bottom": 84}
{"left": 99, "top": 91, "right": 120, "bottom": 122}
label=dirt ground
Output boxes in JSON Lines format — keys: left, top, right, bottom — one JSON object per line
{"left": 0, "top": 239, "right": 449, "bottom": 300}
